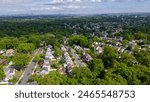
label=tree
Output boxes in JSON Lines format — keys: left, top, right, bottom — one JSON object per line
{"left": 0, "top": 37, "right": 19, "bottom": 49}
{"left": 136, "top": 65, "right": 150, "bottom": 85}
{"left": 135, "top": 32, "right": 147, "bottom": 40}
{"left": 8, "top": 77, "right": 18, "bottom": 83}
{"left": 88, "top": 58, "right": 104, "bottom": 77}
{"left": 34, "top": 55, "right": 40, "bottom": 62}
{"left": 12, "top": 53, "right": 31, "bottom": 67}
{"left": 122, "top": 39, "right": 129, "bottom": 46}
{"left": 102, "top": 46, "right": 118, "bottom": 68}
{"left": 71, "top": 68, "right": 96, "bottom": 85}
{"left": 112, "top": 62, "right": 140, "bottom": 85}
{"left": 39, "top": 53, "right": 45, "bottom": 59}
{"left": 18, "top": 36, "right": 28, "bottom": 43}
{"left": 119, "top": 53, "right": 137, "bottom": 66}
{"left": 43, "top": 33, "right": 55, "bottom": 45}
{"left": 29, "top": 72, "right": 67, "bottom": 85}
{"left": 123, "top": 34, "right": 133, "bottom": 41}
{"left": 134, "top": 50, "right": 150, "bottom": 67}
{"left": 53, "top": 41, "right": 61, "bottom": 57}
{"left": 28, "top": 35, "right": 41, "bottom": 47}
{"left": 0, "top": 66, "right": 5, "bottom": 80}
{"left": 68, "top": 35, "right": 89, "bottom": 47}
{"left": 17, "top": 43, "right": 35, "bottom": 54}
{"left": 104, "top": 73, "right": 128, "bottom": 85}
{"left": 93, "top": 36, "right": 100, "bottom": 42}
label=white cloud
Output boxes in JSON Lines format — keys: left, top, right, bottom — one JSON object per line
{"left": 0, "top": 0, "right": 149, "bottom": 15}
{"left": 66, "top": 5, "right": 80, "bottom": 9}
{"left": 91, "top": 0, "right": 102, "bottom": 2}
{"left": 31, "top": 6, "right": 61, "bottom": 11}
{"left": 0, "top": 0, "right": 147, "bottom": 4}
{"left": 0, "top": 0, "right": 31, "bottom": 3}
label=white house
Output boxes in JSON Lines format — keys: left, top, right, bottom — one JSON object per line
{"left": 4, "top": 68, "right": 16, "bottom": 82}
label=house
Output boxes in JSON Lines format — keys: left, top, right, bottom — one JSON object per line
{"left": 129, "top": 40, "right": 137, "bottom": 46}
{"left": 60, "top": 45, "right": 67, "bottom": 51}
{"left": 95, "top": 46, "right": 103, "bottom": 54}
{"left": 116, "top": 42, "right": 122, "bottom": 46}
{"left": 38, "top": 62, "right": 51, "bottom": 75}
{"left": 60, "top": 64, "right": 68, "bottom": 74}
{"left": 0, "top": 49, "right": 5, "bottom": 55}
{"left": 43, "top": 59, "right": 50, "bottom": 65}
{"left": 74, "top": 45, "right": 83, "bottom": 51}
{"left": 61, "top": 63, "right": 73, "bottom": 75}
{"left": 102, "top": 31, "right": 108, "bottom": 38}
{"left": 40, "top": 41, "right": 45, "bottom": 47}
{"left": 93, "top": 42, "right": 105, "bottom": 47}
{"left": 6, "top": 49, "right": 15, "bottom": 56}
{"left": 82, "top": 54, "right": 93, "bottom": 62}
{"left": 45, "top": 45, "right": 55, "bottom": 59}
{"left": 120, "top": 48, "right": 126, "bottom": 53}
{"left": 124, "top": 50, "right": 133, "bottom": 55}
{"left": 3, "top": 68, "right": 16, "bottom": 82}
{"left": 116, "top": 47, "right": 122, "bottom": 52}
{"left": 64, "top": 52, "right": 74, "bottom": 68}
{"left": 47, "top": 45, "right": 53, "bottom": 49}
{"left": 42, "top": 65, "right": 50, "bottom": 72}
{"left": 45, "top": 51, "right": 54, "bottom": 59}
{"left": 38, "top": 69, "right": 49, "bottom": 75}
{"left": 38, "top": 45, "right": 53, "bottom": 75}
{"left": 83, "top": 48, "right": 90, "bottom": 51}
{"left": 0, "top": 59, "right": 8, "bottom": 65}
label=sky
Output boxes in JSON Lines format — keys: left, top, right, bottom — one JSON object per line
{"left": 0, "top": 0, "right": 150, "bottom": 15}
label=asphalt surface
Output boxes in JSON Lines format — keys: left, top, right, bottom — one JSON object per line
{"left": 71, "top": 48, "right": 86, "bottom": 68}
{"left": 19, "top": 48, "right": 42, "bottom": 85}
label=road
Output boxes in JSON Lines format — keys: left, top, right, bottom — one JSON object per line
{"left": 19, "top": 48, "right": 43, "bottom": 85}
{"left": 71, "top": 48, "right": 86, "bottom": 68}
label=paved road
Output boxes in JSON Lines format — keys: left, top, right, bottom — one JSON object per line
{"left": 71, "top": 48, "right": 86, "bottom": 68}
{"left": 19, "top": 48, "right": 42, "bottom": 85}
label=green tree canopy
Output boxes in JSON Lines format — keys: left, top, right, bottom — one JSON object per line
{"left": 0, "top": 37, "right": 19, "bottom": 49}
{"left": 119, "top": 53, "right": 137, "bottom": 66}
{"left": 88, "top": 58, "right": 104, "bottom": 77}
{"left": 134, "top": 50, "right": 150, "bottom": 67}
{"left": 103, "top": 72, "right": 128, "bottom": 85}
{"left": 12, "top": 53, "right": 31, "bottom": 67}
{"left": 17, "top": 43, "right": 35, "bottom": 54}
{"left": 28, "top": 35, "right": 41, "bottom": 47}
{"left": 0, "top": 66, "right": 5, "bottom": 80}
{"left": 102, "top": 46, "right": 118, "bottom": 68}
{"left": 112, "top": 62, "right": 140, "bottom": 85}
{"left": 135, "top": 32, "right": 147, "bottom": 40}
{"left": 68, "top": 35, "right": 89, "bottom": 47}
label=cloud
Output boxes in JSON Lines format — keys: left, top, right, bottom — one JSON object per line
{"left": 0, "top": 0, "right": 149, "bottom": 15}
{"left": 0, "top": 0, "right": 148, "bottom": 3}
{"left": 31, "top": 6, "right": 61, "bottom": 11}
{"left": 0, "top": 0, "right": 31, "bottom": 3}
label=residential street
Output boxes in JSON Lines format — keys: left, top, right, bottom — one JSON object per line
{"left": 19, "top": 48, "right": 42, "bottom": 85}
{"left": 71, "top": 48, "right": 86, "bottom": 68}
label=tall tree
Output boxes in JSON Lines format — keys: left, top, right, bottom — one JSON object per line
{"left": 102, "top": 46, "right": 118, "bottom": 68}
{"left": 17, "top": 43, "right": 35, "bottom": 54}
{"left": 12, "top": 53, "right": 30, "bottom": 67}
{"left": 0, "top": 66, "right": 5, "bottom": 80}
{"left": 88, "top": 58, "right": 104, "bottom": 77}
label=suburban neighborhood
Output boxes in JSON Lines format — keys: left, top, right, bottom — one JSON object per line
{"left": 0, "top": 14, "right": 150, "bottom": 85}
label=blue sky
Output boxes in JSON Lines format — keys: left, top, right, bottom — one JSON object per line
{"left": 0, "top": 0, "right": 150, "bottom": 15}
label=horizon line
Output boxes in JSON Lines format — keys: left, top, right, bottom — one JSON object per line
{"left": 1, "top": 12, "right": 150, "bottom": 17}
